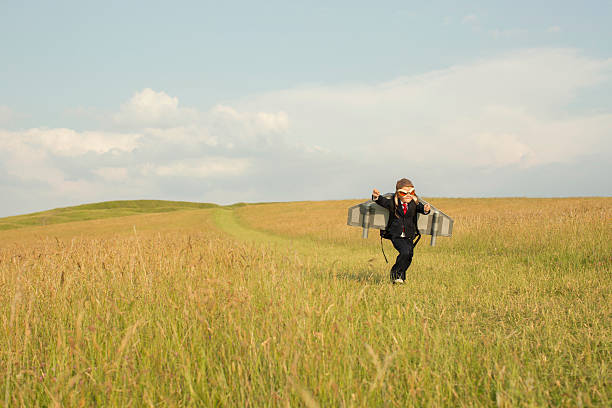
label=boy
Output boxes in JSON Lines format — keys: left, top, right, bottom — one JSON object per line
{"left": 372, "top": 178, "right": 430, "bottom": 284}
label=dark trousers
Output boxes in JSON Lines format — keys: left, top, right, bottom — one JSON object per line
{"left": 390, "top": 237, "right": 414, "bottom": 280}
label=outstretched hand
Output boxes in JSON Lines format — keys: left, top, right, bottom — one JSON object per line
{"left": 372, "top": 189, "right": 380, "bottom": 200}
{"left": 424, "top": 203, "right": 431, "bottom": 213}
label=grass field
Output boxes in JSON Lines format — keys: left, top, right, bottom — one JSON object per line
{"left": 1, "top": 198, "right": 610, "bottom": 407}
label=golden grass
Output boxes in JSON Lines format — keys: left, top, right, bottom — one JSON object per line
{"left": 237, "top": 197, "right": 611, "bottom": 263}
{"left": 1, "top": 199, "right": 610, "bottom": 406}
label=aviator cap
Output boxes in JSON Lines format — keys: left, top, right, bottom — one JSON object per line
{"left": 396, "top": 178, "right": 414, "bottom": 190}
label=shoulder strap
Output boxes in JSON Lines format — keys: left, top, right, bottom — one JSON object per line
{"left": 412, "top": 203, "right": 421, "bottom": 246}
{"left": 380, "top": 236, "right": 389, "bottom": 263}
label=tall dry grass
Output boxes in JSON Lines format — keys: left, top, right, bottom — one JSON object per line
{"left": 237, "top": 197, "right": 611, "bottom": 265}
{"left": 1, "top": 199, "right": 610, "bottom": 406}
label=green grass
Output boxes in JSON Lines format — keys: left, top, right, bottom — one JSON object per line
{"left": 0, "top": 200, "right": 218, "bottom": 231}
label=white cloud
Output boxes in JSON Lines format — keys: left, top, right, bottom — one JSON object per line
{"left": 0, "top": 128, "right": 140, "bottom": 199}
{"left": 111, "top": 89, "right": 290, "bottom": 148}
{"left": 146, "top": 158, "right": 250, "bottom": 178}
{"left": 211, "top": 105, "right": 290, "bottom": 147}
{"left": 0, "top": 136, "right": 61, "bottom": 184}
{"left": 470, "top": 133, "right": 534, "bottom": 167}
{"left": 29, "top": 128, "right": 141, "bottom": 156}
{"left": 0, "top": 98, "right": 292, "bottom": 211}
{"left": 0, "top": 130, "right": 103, "bottom": 201}
{"left": 143, "top": 126, "right": 219, "bottom": 147}
{"left": 212, "top": 105, "right": 289, "bottom": 133}
{"left": 235, "top": 48, "right": 612, "bottom": 169}
{"left": 0, "top": 128, "right": 140, "bottom": 157}
{"left": 113, "top": 88, "right": 197, "bottom": 127}
{"left": 207, "top": 105, "right": 291, "bottom": 150}
{"left": 0, "top": 128, "right": 141, "bottom": 163}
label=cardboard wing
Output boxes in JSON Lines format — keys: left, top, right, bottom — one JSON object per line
{"left": 347, "top": 193, "right": 454, "bottom": 244}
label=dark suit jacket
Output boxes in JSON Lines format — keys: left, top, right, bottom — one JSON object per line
{"left": 373, "top": 194, "right": 429, "bottom": 239}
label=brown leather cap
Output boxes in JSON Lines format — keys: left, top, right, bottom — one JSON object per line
{"left": 396, "top": 178, "right": 414, "bottom": 190}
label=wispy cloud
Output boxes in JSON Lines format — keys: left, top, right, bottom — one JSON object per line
{"left": 237, "top": 48, "right": 612, "bottom": 168}
{"left": 147, "top": 158, "right": 250, "bottom": 178}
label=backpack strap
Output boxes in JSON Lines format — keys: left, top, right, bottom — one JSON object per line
{"left": 412, "top": 202, "right": 421, "bottom": 247}
{"left": 380, "top": 236, "right": 389, "bottom": 263}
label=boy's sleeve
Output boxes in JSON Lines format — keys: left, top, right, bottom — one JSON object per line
{"left": 417, "top": 202, "right": 430, "bottom": 215}
{"left": 374, "top": 195, "right": 392, "bottom": 210}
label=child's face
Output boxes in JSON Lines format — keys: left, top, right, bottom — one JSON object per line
{"left": 397, "top": 187, "right": 416, "bottom": 203}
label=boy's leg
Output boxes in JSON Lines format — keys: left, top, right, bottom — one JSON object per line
{"left": 391, "top": 238, "right": 414, "bottom": 281}
{"left": 400, "top": 240, "right": 414, "bottom": 281}
{"left": 389, "top": 237, "right": 402, "bottom": 281}
{"left": 389, "top": 255, "right": 398, "bottom": 282}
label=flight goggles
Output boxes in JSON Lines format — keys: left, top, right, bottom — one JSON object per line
{"left": 397, "top": 188, "right": 415, "bottom": 197}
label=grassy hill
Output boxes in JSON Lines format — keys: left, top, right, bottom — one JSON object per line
{"left": 0, "top": 200, "right": 218, "bottom": 231}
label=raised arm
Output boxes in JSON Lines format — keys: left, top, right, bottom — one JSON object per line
{"left": 372, "top": 188, "right": 392, "bottom": 210}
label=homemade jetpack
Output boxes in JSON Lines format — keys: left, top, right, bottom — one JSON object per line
{"left": 347, "top": 193, "right": 454, "bottom": 260}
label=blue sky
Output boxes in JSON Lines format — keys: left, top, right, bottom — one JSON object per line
{"left": 1, "top": 1, "right": 611, "bottom": 216}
